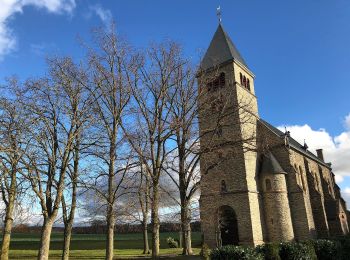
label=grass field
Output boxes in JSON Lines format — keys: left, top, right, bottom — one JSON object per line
{"left": 4, "top": 232, "right": 202, "bottom": 259}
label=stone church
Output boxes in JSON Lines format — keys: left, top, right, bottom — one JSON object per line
{"left": 198, "top": 23, "right": 350, "bottom": 247}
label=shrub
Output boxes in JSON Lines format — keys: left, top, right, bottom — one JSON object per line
{"left": 279, "top": 241, "right": 316, "bottom": 260}
{"left": 311, "top": 239, "right": 340, "bottom": 260}
{"left": 333, "top": 235, "right": 350, "bottom": 260}
{"left": 200, "top": 243, "right": 211, "bottom": 260}
{"left": 255, "top": 243, "right": 281, "bottom": 260}
{"left": 166, "top": 237, "right": 178, "bottom": 248}
{"left": 210, "top": 245, "right": 264, "bottom": 260}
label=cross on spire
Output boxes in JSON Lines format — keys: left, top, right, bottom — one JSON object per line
{"left": 216, "top": 6, "right": 222, "bottom": 23}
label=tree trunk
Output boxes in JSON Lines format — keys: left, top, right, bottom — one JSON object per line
{"left": 0, "top": 198, "right": 15, "bottom": 260}
{"left": 151, "top": 183, "right": 160, "bottom": 259}
{"left": 62, "top": 222, "right": 73, "bottom": 260}
{"left": 37, "top": 218, "right": 54, "bottom": 260}
{"left": 106, "top": 208, "right": 115, "bottom": 260}
{"left": 142, "top": 220, "right": 150, "bottom": 254}
{"left": 62, "top": 141, "right": 78, "bottom": 260}
{"left": 179, "top": 153, "right": 193, "bottom": 255}
{"left": 181, "top": 218, "right": 193, "bottom": 255}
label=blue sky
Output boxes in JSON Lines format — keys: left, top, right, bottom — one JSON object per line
{"left": 0, "top": 1, "right": 350, "bottom": 193}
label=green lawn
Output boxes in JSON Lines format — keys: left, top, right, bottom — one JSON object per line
{"left": 4, "top": 232, "right": 202, "bottom": 259}
{"left": 9, "top": 249, "right": 202, "bottom": 259}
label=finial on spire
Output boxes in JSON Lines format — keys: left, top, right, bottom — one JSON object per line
{"left": 303, "top": 139, "right": 309, "bottom": 150}
{"left": 216, "top": 6, "right": 222, "bottom": 23}
{"left": 283, "top": 126, "right": 290, "bottom": 147}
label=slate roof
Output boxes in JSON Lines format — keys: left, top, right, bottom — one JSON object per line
{"left": 260, "top": 152, "right": 287, "bottom": 175}
{"left": 200, "top": 24, "right": 248, "bottom": 70}
{"left": 259, "top": 119, "right": 331, "bottom": 168}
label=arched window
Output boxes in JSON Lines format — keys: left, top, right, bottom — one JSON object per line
{"left": 299, "top": 166, "right": 307, "bottom": 191}
{"left": 328, "top": 184, "right": 332, "bottom": 195}
{"left": 219, "top": 72, "right": 225, "bottom": 87}
{"left": 294, "top": 164, "right": 300, "bottom": 186}
{"left": 240, "top": 73, "right": 243, "bottom": 85}
{"left": 294, "top": 164, "right": 298, "bottom": 172}
{"left": 314, "top": 173, "right": 319, "bottom": 191}
{"left": 221, "top": 180, "right": 227, "bottom": 192}
{"left": 265, "top": 178, "right": 272, "bottom": 191}
{"left": 247, "top": 79, "right": 251, "bottom": 91}
{"left": 243, "top": 76, "right": 246, "bottom": 88}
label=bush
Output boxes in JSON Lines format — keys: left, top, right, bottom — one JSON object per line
{"left": 166, "top": 237, "right": 178, "bottom": 248}
{"left": 333, "top": 235, "right": 350, "bottom": 260}
{"left": 210, "top": 245, "right": 263, "bottom": 260}
{"left": 311, "top": 239, "right": 340, "bottom": 260}
{"left": 279, "top": 241, "right": 316, "bottom": 260}
{"left": 255, "top": 243, "right": 281, "bottom": 260}
{"left": 200, "top": 243, "right": 210, "bottom": 260}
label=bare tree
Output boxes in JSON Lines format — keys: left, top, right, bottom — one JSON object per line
{"left": 0, "top": 79, "right": 30, "bottom": 260}
{"left": 138, "top": 162, "right": 151, "bottom": 254}
{"left": 122, "top": 41, "right": 185, "bottom": 259}
{"left": 46, "top": 56, "right": 93, "bottom": 260}
{"left": 120, "top": 158, "right": 151, "bottom": 255}
{"left": 20, "top": 66, "right": 84, "bottom": 259}
{"left": 165, "top": 60, "right": 200, "bottom": 255}
{"left": 83, "top": 24, "right": 140, "bottom": 260}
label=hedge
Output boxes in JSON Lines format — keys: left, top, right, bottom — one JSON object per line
{"left": 210, "top": 239, "right": 346, "bottom": 260}
{"left": 210, "top": 245, "right": 263, "bottom": 260}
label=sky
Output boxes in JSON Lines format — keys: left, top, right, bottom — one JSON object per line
{"left": 0, "top": 0, "right": 350, "bottom": 203}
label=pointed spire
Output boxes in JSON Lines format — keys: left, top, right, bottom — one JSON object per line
{"left": 200, "top": 24, "right": 248, "bottom": 71}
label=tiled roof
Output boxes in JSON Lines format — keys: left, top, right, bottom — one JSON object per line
{"left": 259, "top": 119, "right": 331, "bottom": 168}
{"left": 200, "top": 24, "right": 248, "bottom": 70}
{"left": 260, "top": 152, "right": 287, "bottom": 175}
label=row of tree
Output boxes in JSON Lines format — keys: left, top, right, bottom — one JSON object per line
{"left": 0, "top": 24, "right": 212, "bottom": 260}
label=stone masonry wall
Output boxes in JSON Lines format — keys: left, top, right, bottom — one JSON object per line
{"left": 304, "top": 158, "right": 329, "bottom": 238}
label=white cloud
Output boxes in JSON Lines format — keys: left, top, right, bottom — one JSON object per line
{"left": 277, "top": 113, "right": 350, "bottom": 184}
{"left": 345, "top": 114, "right": 350, "bottom": 130}
{"left": 0, "top": 0, "right": 76, "bottom": 60}
{"left": 89, "top": 4, "right": 112, "bottom": 27}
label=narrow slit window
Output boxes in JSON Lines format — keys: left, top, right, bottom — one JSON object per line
{"left": 221, "top": 180, "right": 227, "bottom": 192}
{"left": 300, "top": 166, "right": 307, "bottom": 191}
{"left": 265, "top": 178, "right": 272, "bottom": 191}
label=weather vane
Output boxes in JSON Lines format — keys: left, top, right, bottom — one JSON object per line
{"left": 217, "top": 6, "right": 222, "bottom": 23}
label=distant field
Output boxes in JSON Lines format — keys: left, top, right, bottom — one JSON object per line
{"left": 5, "top": 232, "right": 202, "bottom": 250}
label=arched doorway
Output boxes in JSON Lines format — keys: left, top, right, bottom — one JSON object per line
{"left": 218, "top": 205, "right": 239, "bottom": 246}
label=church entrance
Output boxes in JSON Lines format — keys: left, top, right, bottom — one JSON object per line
{"left": 218, "top": 205, "right": 239, "bottom": 246}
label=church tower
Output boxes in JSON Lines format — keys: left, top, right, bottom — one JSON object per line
{"left": 198, "top": 23, "right": 264, "bottom": 247}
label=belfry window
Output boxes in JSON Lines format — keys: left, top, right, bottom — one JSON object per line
{"left": 240, "top": 73, "right": 243, "bottom": 85}
{"left": 247, "top": 79, "right": 251, "bottom": 91}
{"left": 242, "top": 76, "right": 246, "bottom": 88}
{"left": 207, "top": 72, "right": 225, "bottom": 91}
